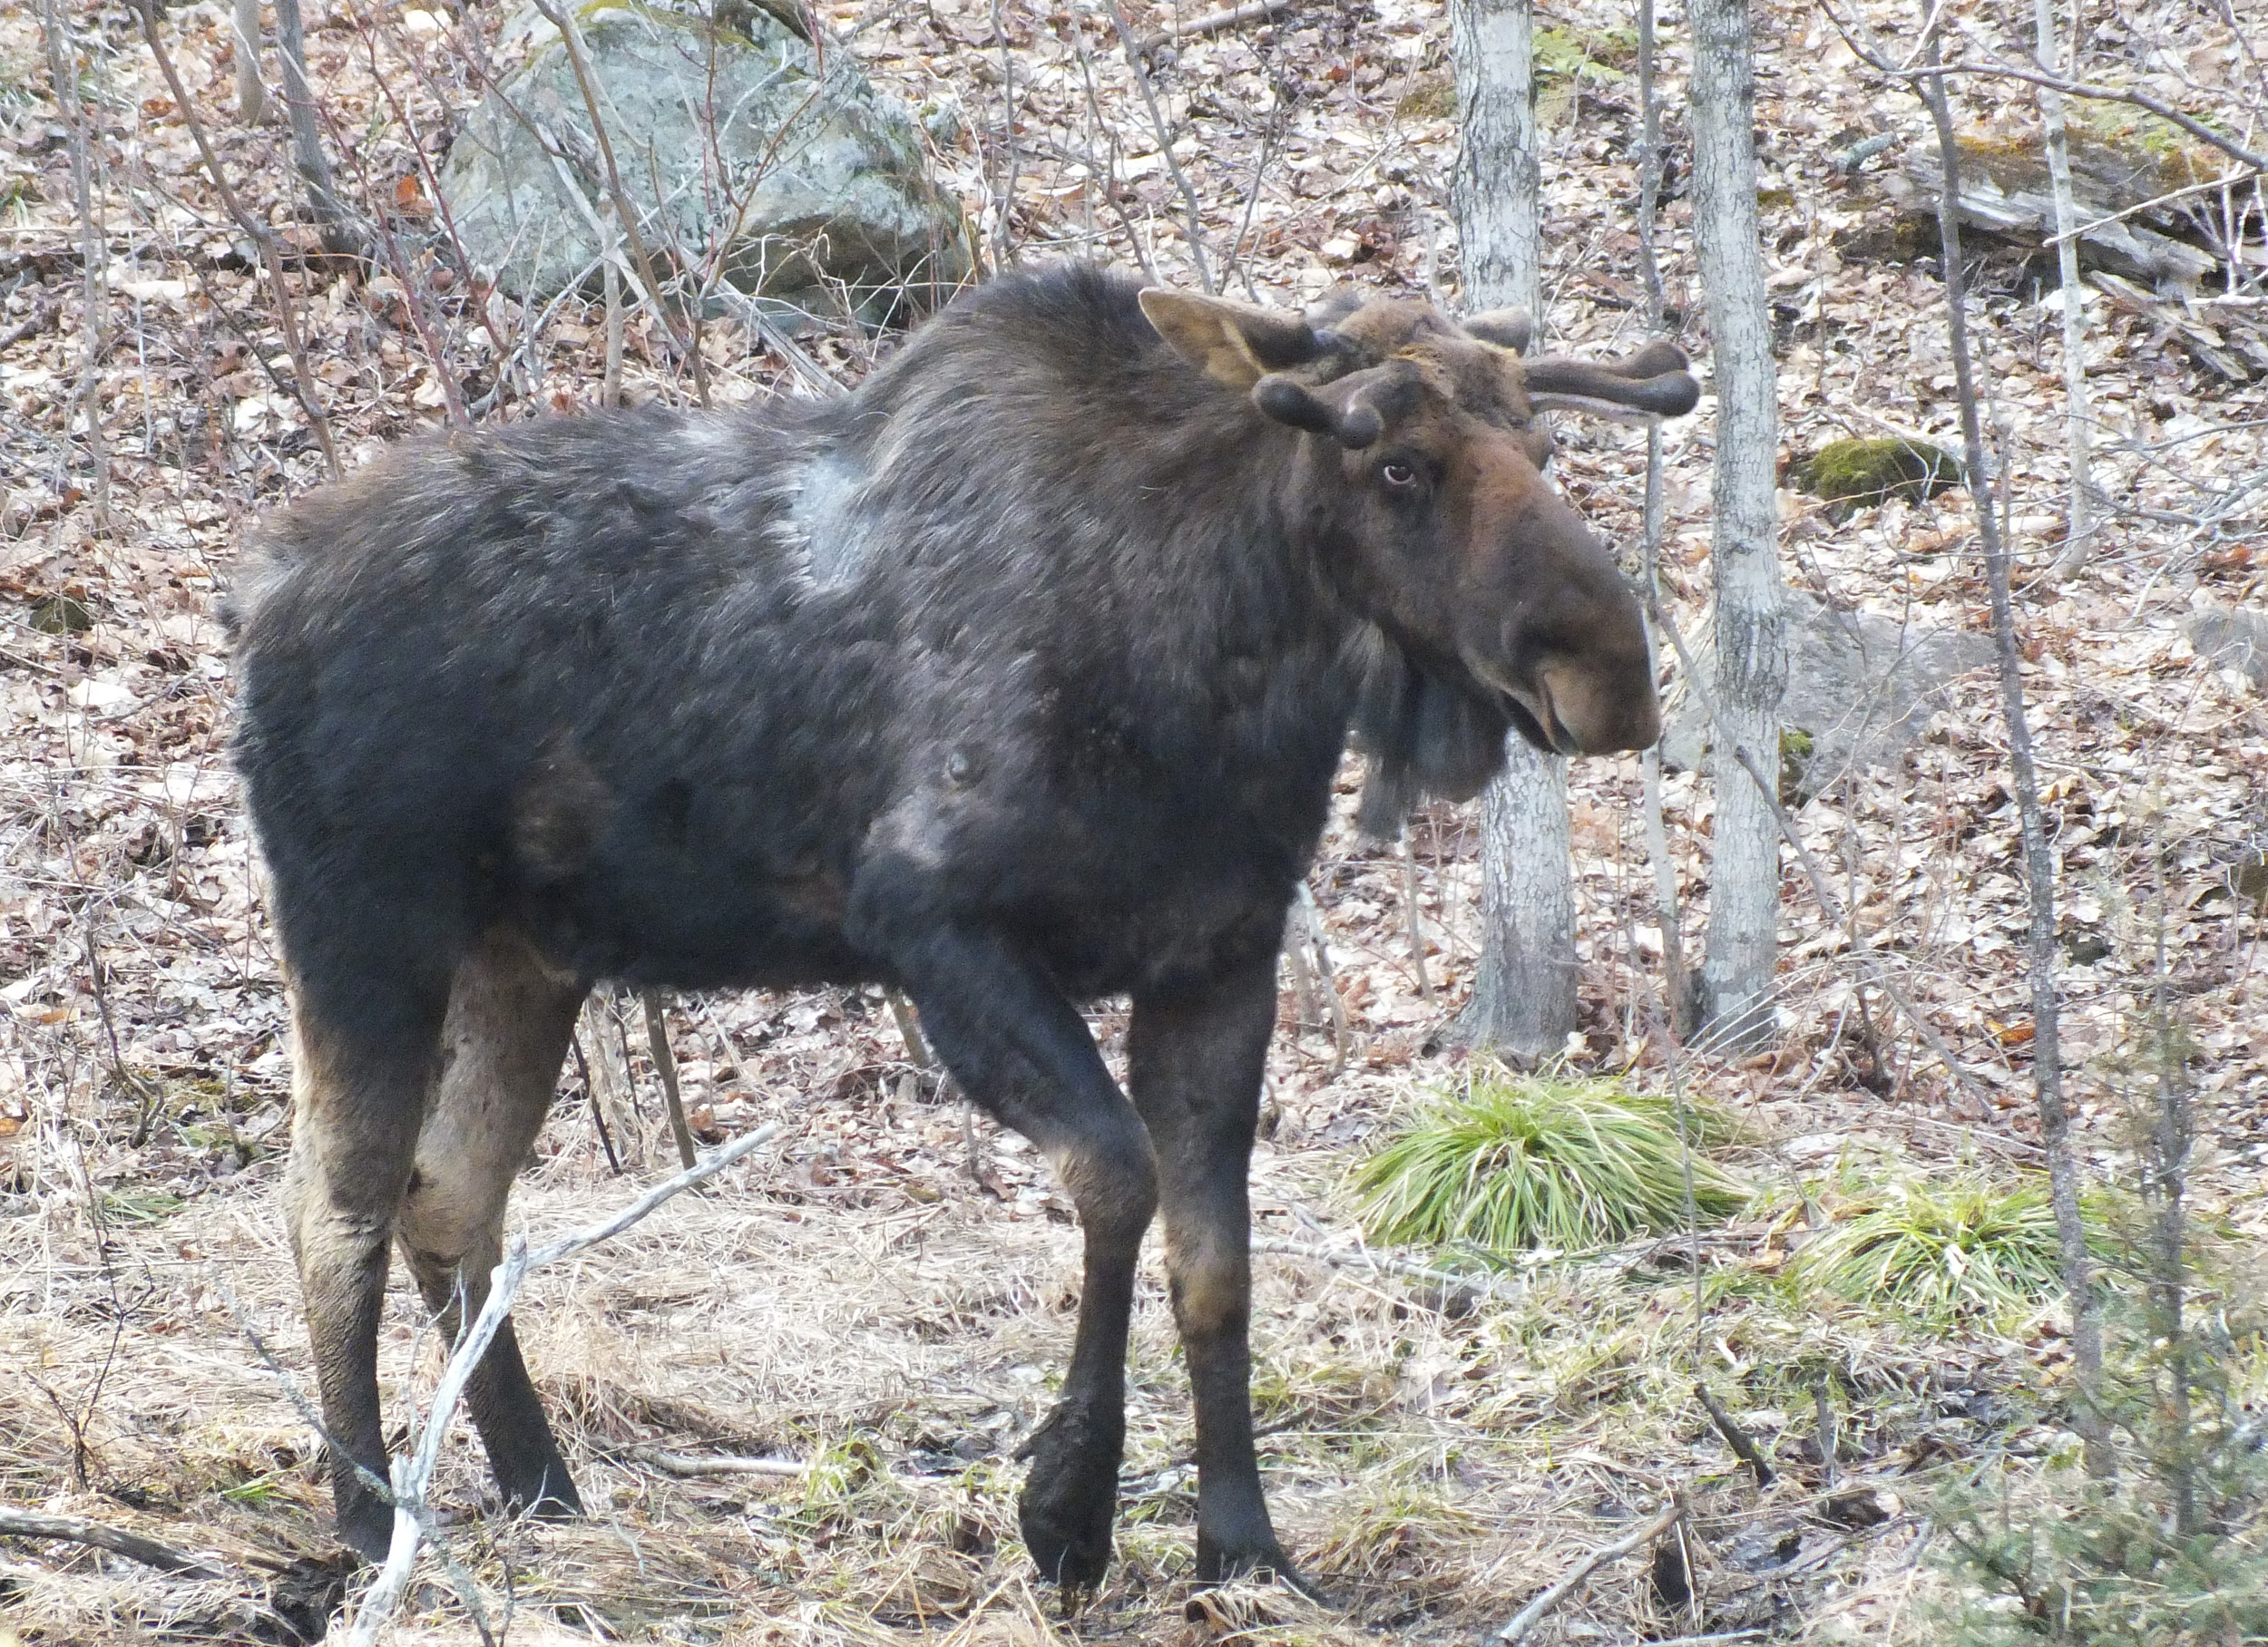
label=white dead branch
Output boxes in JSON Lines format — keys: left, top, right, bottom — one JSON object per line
{"left": 1490, "top": 1499, "right": 1683, "bottom": 1645}
{"left": 344, "top": 1121, "right": 783, "bottom": 1645}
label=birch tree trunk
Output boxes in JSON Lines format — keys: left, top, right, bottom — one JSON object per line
{"left": 1686, "top": 0, "right": 1784, "bottom": 1048}
{"left": 1450, "top": 0, "right": 1576, "bottom": 1061}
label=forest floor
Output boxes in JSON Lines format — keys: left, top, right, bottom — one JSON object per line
{"left": 1, "top": 0, "right": 2264, "bottom": 1641}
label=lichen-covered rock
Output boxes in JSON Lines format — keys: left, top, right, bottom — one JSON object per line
{"left": 1787, "top": 437, "right": 1964, "bottom": 521}
{"left": 1659, "top": 589, "right": 1993, "bottom": 802}
{"left": 2186, "top": 603, "right": 2268, "bottom": 691}
{"left": 439, "top": 0, "right": 973, "bottom": 318}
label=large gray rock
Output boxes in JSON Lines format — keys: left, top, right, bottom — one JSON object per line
{"left": 439, "top": 1, "right": 972, "bottom": 319}
{"left": 1660, "top": 590, "right": 1993, "bottom": 800}
{"left": 2187, "top": 604, "right": 2268, "bottom": 691}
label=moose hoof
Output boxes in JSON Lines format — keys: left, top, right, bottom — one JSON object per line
{"left": 1016, "top": 1409, "right": 1119, "bottom": 1589}
{"left": 1196, "top": 1533, "right": 1326, "bottom": 1603}
{"left": 337, "top": 1498, "right": 396, "bottom": 1565}
{"left": 501, "top": 1462, "right": 585, "bottom": 1523}
{"left": 1020, "top": 1483, "right": 1115, "bottom": 1591}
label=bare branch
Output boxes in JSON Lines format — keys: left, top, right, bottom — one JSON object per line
{"left": 0, "top": 1506, "right": 225, "bottom": 1580}
{"left": 135, "top": 0, "right": 339, "bottom": 476}
{"left": 1491, "top": 1500, "right": 1684, "bottom": 1644}
{"left": 1132, "top": 0, "right": 1293, "bottom": 55}
{"left": 347, "top": 1123, "right": 783, "bottom": 1643}
{"left": 1101, "top": 0, "right": 1214, "bottom": 290}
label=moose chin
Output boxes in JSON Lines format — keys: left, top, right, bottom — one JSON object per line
{"left": 229, "top": 263, "right": 1696, "bottom": 1591}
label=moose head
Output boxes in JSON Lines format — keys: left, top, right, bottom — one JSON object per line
{"left": 1140, "top": 289, "right": 1694, "bottom": 803}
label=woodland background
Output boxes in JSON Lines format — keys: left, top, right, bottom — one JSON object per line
{"left": 0, "top": 0, "right": 2263, "bottom": 1640}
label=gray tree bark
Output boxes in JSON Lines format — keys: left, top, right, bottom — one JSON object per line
{"left": 1450, "top": 0, "right": 1576, "bottom": 1062}
{"left": 232, "top": 0, "right": 267, "bottom": 125}
{"left": 1686, "top": 0, "right": 1784, "bottom": 1048}
{"left": 2035, "top": 0, "right": 2097, "bottom": 582}
{"left": 1917, "top": 17, "right": 2109, "bottom": 1479}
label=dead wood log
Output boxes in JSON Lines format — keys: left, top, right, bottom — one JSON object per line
{"left": 1133, "top": 0, "right": 1293, "bottom": 54}
{"left": 0, "top": 1506, "right": 226, "bottom": 1580}
{"left": 1886, "top": 131, "right": 2223, "bottom": 290}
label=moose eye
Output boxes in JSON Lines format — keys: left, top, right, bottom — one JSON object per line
{"left": 1380, "top": 462, "right": 1418, "bottom": 488}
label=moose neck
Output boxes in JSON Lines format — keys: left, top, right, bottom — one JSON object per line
{"left": 824, "top": 279, "right": 1376, "bottom": 811}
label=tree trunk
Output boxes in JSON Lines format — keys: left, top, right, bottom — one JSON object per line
{"left": 274, "top": 0, "right": 359, "bottom": 257}
{"left": 1917, "top": 17, "right": 2110, "bottom": 1479}
{"left": 1686, "top": 0, "right": 1784, "bottom": 1049}
{"left": 1449, "top": 0, "right": 1575, "bottom": 1062}
{"left": 2035, "top": 0, "right": 2097, "bottom": 582}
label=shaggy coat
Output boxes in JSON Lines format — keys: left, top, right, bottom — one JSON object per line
{"left": 231, "top": 264, "right": 1695, "bottom": 1588}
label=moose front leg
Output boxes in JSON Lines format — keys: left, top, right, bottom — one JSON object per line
{"left": 1128, "top": 958, "right": 1302, "bottom": 1587}
{"left": 870, "top": 918, "right": 1158, "bottom": 1588}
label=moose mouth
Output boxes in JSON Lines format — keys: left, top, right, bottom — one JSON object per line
{"left": 1469, "top": 660, "right": 1581, "bottom": 756}
{"left": 1498, "top": 686, "right": 1574, "bottom": 755}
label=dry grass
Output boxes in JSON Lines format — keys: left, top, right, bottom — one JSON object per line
{"left": 0, "top": 1085, "right": 2037, "bottom": 1642}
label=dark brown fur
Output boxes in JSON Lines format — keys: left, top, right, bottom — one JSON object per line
{"left": 230, "top": 265, "right": 1694, "bottom": 1588}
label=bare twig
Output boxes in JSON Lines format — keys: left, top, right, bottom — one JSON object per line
{"left": 1132, "top": 0, "right": 1293, "bottom": 54}
{"left": 642, "top": 990, "right": 699, "bottom": 1170}
{"left": 529, "top": 0, "right": 708, "bottom": 402}
{"left": 1912, "top": 7, "right": 2109, "bottom": 1478}
{"left": 136, "top": 0, "right": 339, "bottom": 476}
{"left": 1647, "top": 597, "right": 1990, "bottom": 1102}
{"left": 1816, "top": 3, "right": 2268, "bottom": 175}
{"left": 1813, "top": 1371, "right": 1838, "bottom": 1488}
{"left": 347, "top": 1123, "right": 783, "bottom": 1643}
{"left": 1491, "top": 1500, "right": 1684, "bottom": 1644}
{"left": 40, "top": 0, "right": 112, "bottom": 531}
{"left": 572, "top": 1031, "right": 625, "bottom": 1175}
{"left": 274, "top": 0, "right": 362, "bottom": 257}
{"left": 1292, "top": 882, "right": 1351, "bottom": 1076}
{"left": 1102, "top": 0, "right": 1214, "bottom": 290}
{"left": 0, "top": 296, "right": 57, "bottom": 351}
{"left": 991, "top": 0, "right": 1018, "bottom": 267}
{"left": 1398, "top": 833, "right": 1432, "bottom": 1002}
{"left": 0, "top": 1506, "right": 225, "bottom": 1580}
{"left": 885, "top": 988, "right": 934, "bottom": 1067}
{"left": 1694, "top": 1382, "right": 1774, "bottom": 1486}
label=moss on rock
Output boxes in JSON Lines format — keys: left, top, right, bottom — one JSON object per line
{"left": 1788, "top": 437, "right": 1965, "bottom": 519}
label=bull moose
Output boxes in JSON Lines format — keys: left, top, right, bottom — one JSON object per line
{"left": 230, "top": 264, "right": 1696, "bottom": 1590}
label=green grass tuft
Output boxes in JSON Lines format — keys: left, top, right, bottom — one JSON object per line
{"left": 1794, "top": 1174, "right": 2091, "bottom": 1323}
{"left": 1353, "top": 1067, "right": 1746, "bottom": 1258}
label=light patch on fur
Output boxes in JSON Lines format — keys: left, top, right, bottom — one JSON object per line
{"left": 776, "top": 451, "right": 875, "bottom": 587}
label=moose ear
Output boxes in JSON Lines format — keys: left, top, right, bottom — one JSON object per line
{"left": 1461, "top": 307, "right": 1535, "bottom": 354}
{"left": 1140, "top": 289, "right": 1324, "bottom": 388}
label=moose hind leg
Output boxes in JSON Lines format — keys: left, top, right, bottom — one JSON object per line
{"left": 396, "top": 931, "right": 586, "bottom": 1521}
{"left": 282, "top": 989, "right": 448, "bottom": 1563}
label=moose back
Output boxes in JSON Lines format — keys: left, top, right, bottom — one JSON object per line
{"left": 230, "top": 264, "right": 1696, "bottom": 1588}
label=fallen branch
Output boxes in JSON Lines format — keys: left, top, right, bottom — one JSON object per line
{"left": 1695, "top": 1381, "right": 1774, "bottom": 1486}
{"left": 624, "top": 1445, "right": 805, "bottom": 1478}
{"left": 0, "top": 1506, "right": 225, "bottom": 1580}
{"left": 0, "top": 296, "right": 56, "bottom": 354}
{"left": 347, "top": 1122, "right": 783, "bottom": 1645}
{"left": 1133, "top": 0, "right": 1293, "bottom": 54}
{"left": 1491, "top": 1500, "right": 1683, "bottom": 1644}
